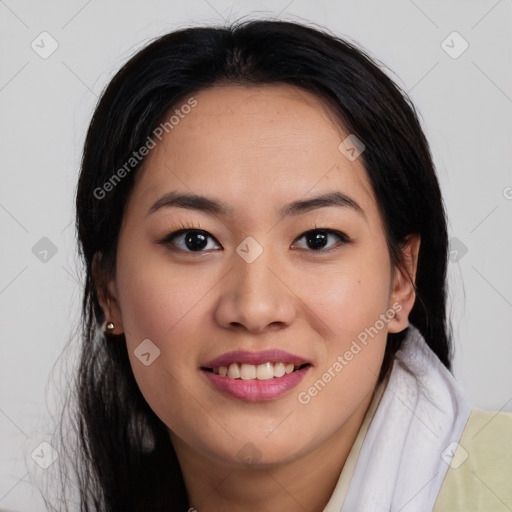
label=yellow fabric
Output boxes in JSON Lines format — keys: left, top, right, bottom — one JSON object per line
{"left": 433, "top": 408, "right": 512, "bottom": 511}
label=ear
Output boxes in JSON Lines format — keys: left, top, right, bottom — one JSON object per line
{"left": 92, "top": 252, "right": 124, "bottom": 335}
{"left": 387, "top": 234, "right": 421, "bottom": 334}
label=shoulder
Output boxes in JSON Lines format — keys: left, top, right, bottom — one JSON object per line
{"left": 433, "top": 408, "right": 512, "bottom": 511}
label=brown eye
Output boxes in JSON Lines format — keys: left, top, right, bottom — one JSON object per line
{"left": 159, "top": 229, "right": 221, "bottom": 252}
{"left": 292, "top": 229, "right": 350, "bottom": 252}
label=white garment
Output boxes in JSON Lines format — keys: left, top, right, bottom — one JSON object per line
{"left": 327, "top": 324, "right": 473, "bottom": 512}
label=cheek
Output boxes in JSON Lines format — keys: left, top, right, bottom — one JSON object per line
{"left": 292, "top": 248, "right": 391, "bottom": 403}
{"left": 300, "top": 251, "right": 392, "bottom": 341}
{"left": 113, "top": 246, "right": 209, "bottom": 411}
{"left": 115, "top": 242, "right": 211, "bottom": 344}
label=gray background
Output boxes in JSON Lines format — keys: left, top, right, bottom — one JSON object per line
{"left": 1, "top": 0, "right": 511, "bottom": 510}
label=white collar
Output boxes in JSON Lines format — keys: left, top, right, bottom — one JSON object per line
{"left": 326, "top": 324, "right": 472, "bottom": 511}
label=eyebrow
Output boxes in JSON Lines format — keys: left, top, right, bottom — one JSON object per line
{"left": 147, "top": 190, "right": 365, "bottom": 218}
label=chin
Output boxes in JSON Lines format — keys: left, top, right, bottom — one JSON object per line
{"left": 220, "top": 435, "right": 308, "bottom": 469}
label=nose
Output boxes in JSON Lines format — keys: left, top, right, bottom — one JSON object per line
{"left": 214, "top": 243, "right": 297, "bottom": 333}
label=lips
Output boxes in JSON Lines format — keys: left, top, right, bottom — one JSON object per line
{"left": 202, "top": 349, "right": 310, "bottom": 369}
{"left": 200, "top": 349, "right": 312, "bottom": 401}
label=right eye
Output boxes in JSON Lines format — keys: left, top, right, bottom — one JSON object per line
{"left": 158, "top": 228, "right": 222, "bottom": 253}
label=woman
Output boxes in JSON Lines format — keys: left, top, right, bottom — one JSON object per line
{"left": 47, "top": 19, "right": 511, "bottom": 512}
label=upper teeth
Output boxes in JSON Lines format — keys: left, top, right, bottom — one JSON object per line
{"left": 213, "top": 362, "right": 301, "bottom": 380}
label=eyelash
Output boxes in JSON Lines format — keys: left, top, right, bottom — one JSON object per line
{"left": 157, "top": 221, "right": 351, "bottom": 255}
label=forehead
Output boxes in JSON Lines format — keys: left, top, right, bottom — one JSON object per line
{"left": 130, "top": 84, "right": 378, "bottom": 226}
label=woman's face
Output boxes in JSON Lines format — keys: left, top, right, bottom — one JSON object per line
{"left": 101, "top": 84, "right": 417, "bottom": 468}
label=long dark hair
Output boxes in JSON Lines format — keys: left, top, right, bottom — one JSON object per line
{"left": 46, "top": 18, "right": 452, "bottom": 511}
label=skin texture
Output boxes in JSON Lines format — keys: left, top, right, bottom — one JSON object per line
{"left": 95, "top": 84, "right": 420, "bottom": 512}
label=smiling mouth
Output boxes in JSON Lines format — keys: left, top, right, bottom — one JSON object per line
{"left": 202, "top": 362, "right": 311, "bottom": 380}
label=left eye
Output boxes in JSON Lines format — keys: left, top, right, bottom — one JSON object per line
{"left": 291, "top": 229, "right": 350, "bottom": 252}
